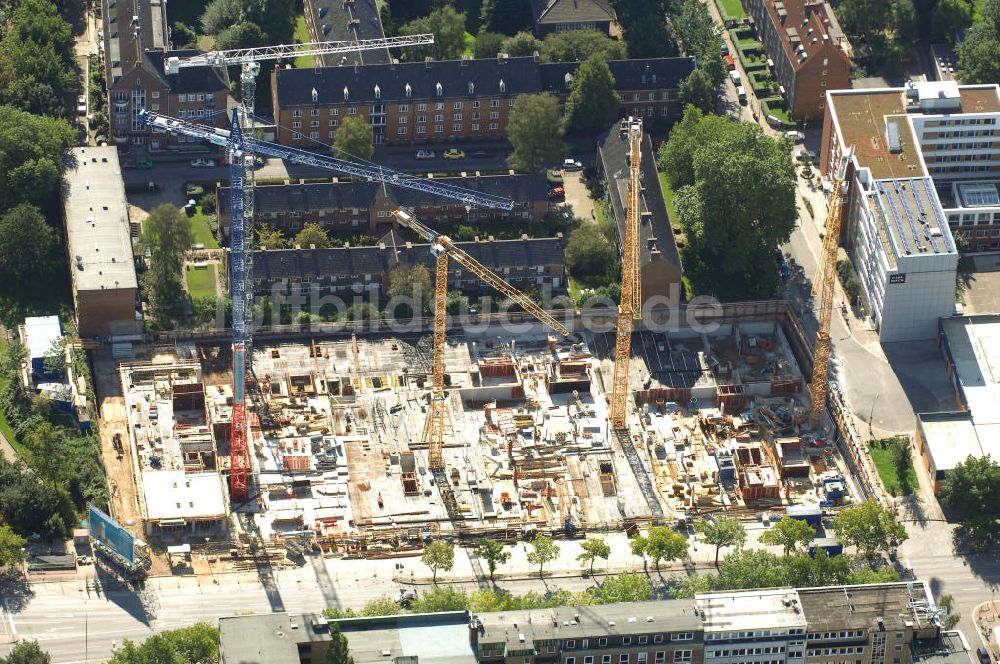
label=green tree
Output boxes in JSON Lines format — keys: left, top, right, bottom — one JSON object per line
{"left": 200, "top": 0, "right": 241, "bottom": 34}
{"left": 671, "top": 0, "right": 726, "bottom": 86}
{"left": 564, "top": 54, "right": 620, "bottom": 135}
{"left": 507, "top": 93, "right": 566, "bottom": 172}
{"left": 243, "top": 0, "right": 297, "bottom": 43}
{"left": 760, "top": 515, "right": 816, "bottom": 555}
{"left": 501, "top": 31, "right": 542, "bottom": 57}
{"left": 0, "top": 204, "right": 61, "bottom": 309}
{"left": 670, "top": 572, "right": 715, "bottom": 598}
{"left": 577, "top": 537, "right": 611, "bottom": 575}
{"left": 526, "top": 535, "right": 560, "bottom": 577}
{"left": 714, "top": 548, "right": 787, "bottom": 590}
{"left": 360, "top": 596, "right": 402, "bottom": 616}
{"left": 256, "top": 224, "right": 289, "bottom": 249}
{"left": 295, "top": 223, "right": 332, "bottom": 249}
{"left": 937, "top": 593, "right": 962, "bottom": 630}
{"left": 475, "top": 538, "right": 510, "bottom": 581}
{"left": 474, "top": 30, "right": 506, "bottom": 58}
{"left": 540, "top": 29, "right": 626, "bottom": 63}
{"left": 172, "top": 22, "right": 199, "bottom": 49}
{"left": 593, "top": 571, "right": 652, "bottom": 603}
{"left": 565, "top": 223, "right": 619, "bottom": 286}
{"left": 638, "top": 526, "right": 688, "bottom": 569}
{"left": 781, "top": 550, "right": 852, "bottom": 588}
{"left": 696, "top": 517, "right": 747, "bottom": 565}
{"left": 939, "top": 454, "right": 1000, "bottom": 518}
{"left": 678, "top": 69, "right": 715, "bottom": 114}
{"left": 957, "top": 22, "right": 1000, "bottom": 84}
{"left": 480, "top": 0, "right": 532, "bottom": 35}
{"left": 0, "top": 0, "right": 77, "bottom": 118}
{"left": 109, "top": 623, "right": 218, "bottom": 664}
{"left": 1, "top": 641, "right": 51, "bottom": 664}
{"left": 613, "top": 0, "right": 676, "bottom": 57}
{"left": 929, "top": 0, "right": 972, "bottom": 43}
{"left": 325, "top": 623, "right": 355, "bottom": 664}
{"left": 665, "top": 106, "right": 797, "bottom": 300}
{"left": 214, "top": 21, "right": 267, "bottom": 50}
{"left": 41, "top": 338, "right": 64, "bottom": 376}
{"left": 386, "top": 262, "right": 433, "bottom": 315}
{"left": 0, "top": 106, "right": 74, "bottom": 214}
{"left": 831, "top": 501, "right": 908, "bottom": 561}
{"left": 836, "top": 0, "right": 890, "bottom": 42}
{"left": 421, "top": 539, "right": 455, "bottom": 583}
{"left": 399, "top": 6, "right": 468, "bottom": 61}
{"left": 0, "top": 523, "right": 26, "bottom": 567}
{"left": 333, "top": 115, "right": 375, "bottom": 162}
{"left": 410, "top": 586, "right": 469, "bottom": 612}
{"left": 141, "top": 204, "right": 193, "bottom": 315}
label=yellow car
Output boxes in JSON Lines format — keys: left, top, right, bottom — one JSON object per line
{"left": 443, "top": 148, "right": 465, "bottom": 159}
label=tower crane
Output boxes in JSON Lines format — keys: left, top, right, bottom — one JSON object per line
{"left": 808, "top": 146, "right": 854, "bottom": 428}
{"left": 391, "top": 208, "right": 568, "bottom": 522}
{"left": 609, "top": 117, "right": 644, "bottom": 430}
{"left": 141, "top": 109, "right": 510, "bottom": 504}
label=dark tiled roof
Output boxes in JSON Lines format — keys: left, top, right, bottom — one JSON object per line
{"left": 276, "top": 57, "right": 695, "bottom": 106}
{"left": 252, "top": 237, "right": 566, "bottom": 282}
{"left": 144, "top": 50, "right": 229, "bottom": 94}
{"left": 276, "top": 57, "right": 543, "bottom": 106}
{"left": 307, "top": 0, "right": 390, "bottom": 67}
{"left": 102, "top": 0, "right": 169, "bottom": 83}
{"left": 219, "top": 175, "right": 550, "bottom": 215}
{"left": 531, "top": 0, "right": 616, "bottom": 26}
{"left": 597, "top": 122, "right": 681, "bottom": 271}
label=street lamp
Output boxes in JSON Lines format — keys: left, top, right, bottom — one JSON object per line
{"left": 868, "top": 392, "right": 880, "bottom": 440}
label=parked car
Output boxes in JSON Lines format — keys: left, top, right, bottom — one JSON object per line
{"left": 443, "top": 148, "right": 465, "bottom": 159}
{"left": 785, "top": 130, "right": 805, "bottom": 142}
{"left": 190, "top": 158, "right": 214, "bottom": 168}
{"left": 723, "top": 54, "right": 736, "bottom": 70}
{"left": 77, "top": 95, "right": 87, "bottom": 115}
{"left": 549, "top": 186, "right": 565, "bottom": 199}
{"left": 737, "top": 86, "right": 747, "bottom": 103}
{"left": 562, "top": 158, "right": 583, "bottom": 171}
{"left": 415, "top": 149, "right": 435, "bottom": 159}
{"left": 135, "top": 156, "right": 153, "bottom": 169}
{"left": 977, "top": 648, "right": 991, "bottom": 664}
{"left": 729, "top": 70, "right": 741, "bottom": 84}
{"left": 721, "top": 42, "right": 730, "bottom": 55}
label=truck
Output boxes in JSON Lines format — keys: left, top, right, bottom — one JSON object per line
{"left": 808, "top": 537, "right": 844, "bottom": 557}
{"left": 786, "top": 504, "right": 822, "bottom": 527}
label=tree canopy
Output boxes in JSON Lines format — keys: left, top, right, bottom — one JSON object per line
{"left": 678, "top": 69, "right": 715, "bottom": 115}
{"left": 479, "top": 0, "right": 532, "bottom": 35}
{"left": 400, "top": 6, "right": 468, "bottom": 61}
{"left": 256, "top": 224, "right": 289, "bottom": 250}
{"left": 939, "top": 454, "right": 1000, "bottom": 519}
{"left": 421, "top": 540, "right": 455, "bottom": 583}
{"left": 507, "top": 93, "right": 566, "bottom": 172}
{"left": 108, "top": 623, "right": 219, "bottom": 664}
{"left": 333, "top": 116, "right": 375, "bottom": 162}
{"left": 527, "top": 535, "right": 560, "bottom": 576}
{"left": 613, "top": 0, "right": 676, "bottom": 57}
{"left": 476, "top": 538, "right": 510, "bottom": 580}
{"left": 831, "top": 501, "right": 908, "bottom": 560}
{"left": 577, "top": 537, "right": 611, "bottom": 575}
{"left": 0, "top": 523, "right": 26, "bottom": 567}
{"left": 759, "top": 515, "right": 817, "bottom": 555}
{"left": 631, "top": 526, "right": 687, "bottom": 569}
{"left": 200, "top": 0, "right": 294, "bottom": 44}
{"left": 564, "top": 224, "right": 620, "bottom": 287}
{"left": 0, "top": 641, "right": 51, "bottom": 664}
{"left": 295, "top": 223, "right": 332, "bottom": 249}
{"left": 540, "top": 29, "right": 626, "bottom": 63}
{"left": 0, "top": 0, "right": 78, "bottom": 118}
{"left": 696, "top": 517, "right": 747, "bottom": 565}
{"left": 386, "top": 262, "right": 433, "bottom": 315}
{"left": 564, "top": 54, "right": 620, "bottom": 135}
{"left": 141, "top": 205, "right": 193, "bottom": 318}
{"left": 0, "top": 106, "right": 74, "bottom": 213}
{"left": 592, "top": 571, "right": 652, "bottom": 603}
{"left": 0, "top": 204, "right": 62, "bottom": 312}
{"left": 326, "top": 623, "right": 355, "bottom": 664}
{"left": 501, "top": 31, "right": 542, "bottom": 57}
{"left": 957, "top": 1, "right": 1000, "bottom": 84}
{"left": 670, "top": 0, "right": 726, "bottom": 86}
{"left": 473, "top": 31, "right": 506, "bottom": 59}
{"left": 661, "top": 106, "right": 796, "bottom": 300}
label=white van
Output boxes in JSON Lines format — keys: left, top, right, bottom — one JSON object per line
{"left": 736, "top": 86, "right": 747, "bottom": 103}
{"left": 729, "top": 70, "right": 741, "bottom": 84}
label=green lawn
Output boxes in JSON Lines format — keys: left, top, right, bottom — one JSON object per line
{"left": 717, "top": 0, "right": 745, "bottom": 19}
{"left": 186, "top": 264, "right": 217, "bottom": 300}
{"left": 293, "top": 15, "right": 315, "bottom": 69}
{"left": 657, "top": 172, "right": 681, "bottom": 230}
{"left": 188, "top": 206, "right": 220, "bottom": 249}
{"left": 869, "top": 438, "right": 918, "bottom": 496}
{"left": 0, "top": 342, "right": 30, "bottom": 462}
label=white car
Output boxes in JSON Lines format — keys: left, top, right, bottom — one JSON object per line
{"left": 77, "top": 95, "right": 87, "bottom": 115}
{"left": 785, "top": 130, "right": 805, "bottom": 142}
{"left": 729, "top": 70, "right": 741, "bottom": 84}
{"left": 190, "top": 158, "right": 215, "bottom": 168}
{"left": 415, "top": 149, "right": 435, "bottom": 159}
{"left": 563, "top": 158, "right": 583, "bottom": 171}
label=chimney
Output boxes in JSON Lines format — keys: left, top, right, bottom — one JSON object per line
{"left": 425, "top": 56, "right": 433, "bottom": 68}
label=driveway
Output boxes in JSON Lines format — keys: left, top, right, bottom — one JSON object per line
{"left": 961, "top": 269, "right": 1000, "bottom": 315}
{"left": 561, "top": 171, "right": 594, "bottom": 223}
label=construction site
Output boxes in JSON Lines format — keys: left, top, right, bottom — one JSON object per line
{"left": 101, "top": 312, "right": 857, "bottom": 573}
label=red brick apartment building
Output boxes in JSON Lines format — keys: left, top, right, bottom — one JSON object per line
{"left": 270, "top": 55, "right": 694, "bottom": 146}
{"left": 744, "top": 0, "right": 851, "bottom": 121}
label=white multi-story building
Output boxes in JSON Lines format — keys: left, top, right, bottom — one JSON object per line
{"left": 820, "top": 80, "right": 1000, "bottom": 341}
{"left": 697, "top": 588, "right": 807, "bottom": 664}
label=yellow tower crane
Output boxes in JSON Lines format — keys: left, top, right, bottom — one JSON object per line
{"left": 808, "top": 146, "right": 855, "bottom": 428}
{"left": 610, "top": 117, "right": 645, "bottom": 430}
{"left": 392, "top": 208, "right": 570, "bottom": 470}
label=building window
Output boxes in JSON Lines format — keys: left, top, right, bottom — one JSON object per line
{"left": 566, "top": 641, "right": 575, "bottom": 649}
{"left": 509, "top": 99, "right": 514, "bottom": 106}
{"left": 566, "top": 658, "right": 575, "bottom": 664}
{"left": 435, "top": 125, "right": 443, "bottom": 133}
{"left": 399, "top": 116, "right": 407, "bottom": 124}
{"left": 331, "top": 108, "right": 339, "bottom": 116}
{"left": 490, "top": 111, "right": 500, "bottom": 119}
{"left": 472, "top": 112, "right": 480, "bottom": 120}
{"left": 293, "top": 110, "right": 302, "bottom": 117}
{"left": 398, "top": 127, "right": 407, "bottom": 134}
{"left": 472, "top": 100, "right": 480, "bottom": 108}
{"left": 329, "top": 119, "right": 338, "bottom": 127}
{"left": 293, "top": 132, "right": 301, "bottom": 139}
{"left": 489, "top": 122, "right": 498, "bottom": 129}
{"left": 654, "top": 654, "right": 665, "bottom": 664}
{"left": 311, "top": 108, "right": 319, "bottom": 116}
{"left": 672, "top": 634, "right": 693, "bottom": 642}
{"left": 309, "top": 131, "right": 318, "bottom": 139}
{"left": 151, "top": 103, "right": 159, "bottom": 111}
{"left": 179, "top": 94, "right": 187, "bottom": 102}
{"left": 599, "top": 639, "right": 608, "bottom": 647}
{"left": 435, "top": 102, "right": 444, "bottom": 110}
{"left": 417, "top": 126, "right": 426, "bottom": 134}
{"left": 638, "top": 655, "right": 647, "bottom": 663}
{"left": 639, "top": 637, "right": 648, "bottom": 645}
{"left": 151, "top": 90, "right": 160, "bottom": 99}
{"left": 292, "top": 121, "right": 301, "bottom": 128}
{"left": 399, "top": 104, "right": 409, "bottom": 112}
{"left": 653, "top": 635, "right": 664, "bottom": 645}
{"left": 619, "top": 656, "right": 629, "bottom": 664}
{"left": 491, "top": 99, "right": 500, "bottom": 107}
{"left": 417, "top": 115, "right": 426, "bottom": 123}
{"left": 452, "top": 123, "right": 462, "bottom": 131}
{"left": 417, "top": 103, "right": 427, "bottom": 111}
{"left": 584, "top": 659, "right": 593, "bottom": 664}
{"left": 348, "top": 107, "right": 357, "bottom": 115}
{"left": 623, "top": 638, "right": 632, "bottom": 646}
{"left": 472, "top": 123, "right": 480, "bottom": 131}
{"left": 453, "top": 101, "right": 463, "bottom": 109}
{"left": 453, "top": 113, "right": 463, "bottom": 121}
{"left": 310, "top": 121, "right": 319, "bottom": 128}
{"left": 328, "top": 131, "right": 335, "bottom": 138}
{"left": 672, "top": 652, "right": 692, "bottom": 663}
{"left": 602, "top": 658, "right": 611, "bottom": 664}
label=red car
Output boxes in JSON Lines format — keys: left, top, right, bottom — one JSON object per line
{"left": 549, "top": 186, "right": 565, "bottom": 199}
{"left": 723, "top": 54, "right": 736, "bottom": 70}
